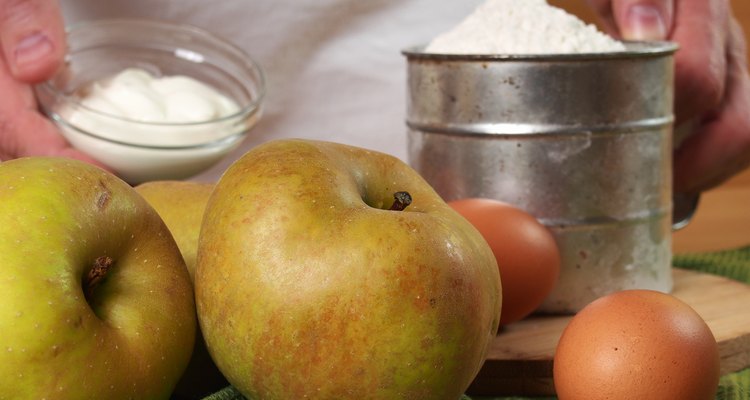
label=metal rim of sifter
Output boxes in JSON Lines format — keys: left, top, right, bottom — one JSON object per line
{"left": 402, "top": 40, "right": 679, "bottom": 60}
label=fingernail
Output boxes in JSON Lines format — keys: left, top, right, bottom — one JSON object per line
{"left": 13, "top": 32, "right": 54, "bottom": 72}
{"left": 625, "top": 5, "right": 667, "bottom": 40}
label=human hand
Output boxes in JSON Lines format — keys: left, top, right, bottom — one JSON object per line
{"left": 588, "top": 0, "right": 750, "bottom": 194}
{"left": 0, "top": 0, "right": 106, "bottom": 167}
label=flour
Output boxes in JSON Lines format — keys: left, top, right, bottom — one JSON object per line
{"left": 425, "top": 0, "right": 625, "bottom": 54}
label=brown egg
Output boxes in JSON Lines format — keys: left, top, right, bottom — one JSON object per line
{"left": 553, "top": 289, "right": 720, "bottom": 400}
{"left": 449, "top": 198, "right": 560, "bottom": 325}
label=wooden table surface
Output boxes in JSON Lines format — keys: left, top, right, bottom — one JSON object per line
{"left": 673, "top": 168, "right": 750, "bottom": 254}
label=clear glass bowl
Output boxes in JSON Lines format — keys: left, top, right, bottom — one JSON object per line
{"left": 35, "top": 18, "right": 266, "bottom": 184}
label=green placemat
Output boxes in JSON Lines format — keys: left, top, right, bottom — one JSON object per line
{"left": 672, "top": 247, "right": 750, "bottom": 400}
{"left": 201, "top": 246, "right": 750, "bottom": 400}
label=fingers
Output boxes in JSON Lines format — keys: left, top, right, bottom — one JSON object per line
{"left": 588, "top": 0, "right": 729, "bottom": 125}
{"left": 0, "top": 110, "right": 112, "bottom": 172}
{"left": 0, "top": 107, "right": 110, "bottom": 170}
{"left": 672, "top": 17, "right": 750, "bottom": 193}
{"left": 0, "top": 1, "right": 109, "bottom": 171}
{"left": 587, "top": 0, "right": 744, "bottom": 193}
{"left": 670, "top": 0, "right": 730, "bottom": 124}
{"left": 0, "top": 0, "right": 66, "bottom": 83}
{"left": 0, "top": 84, "right": 109, "bottom": 169}
{"left": 0, "top": 39, "right": 109, "bottom": 171}
{"left": 587, "top": 0, "right": 674, "bottom": 40}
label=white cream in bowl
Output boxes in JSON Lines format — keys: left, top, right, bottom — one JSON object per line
{"left": 35, "top": 19, "right": 266, "bottom": 185}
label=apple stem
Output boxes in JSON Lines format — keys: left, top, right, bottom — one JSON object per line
{"left": 85, "top": 256, "right": 114, "bottom": 300}
{"left": 389, "top": 191, "right": 412, "bottom": 211}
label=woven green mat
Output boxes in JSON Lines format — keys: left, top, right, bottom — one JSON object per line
{"left": 201, "top": 246, "right": 750, "bottom": 400}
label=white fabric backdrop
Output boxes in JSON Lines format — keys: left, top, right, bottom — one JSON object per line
{"left": 60, "top": 0, "right": 483, "bottom": 181}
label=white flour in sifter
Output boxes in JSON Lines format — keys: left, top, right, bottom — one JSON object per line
{"left": 425, "top": 0, "right": 625, "bottom": 54}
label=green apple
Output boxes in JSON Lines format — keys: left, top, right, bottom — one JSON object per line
{"left": 135, "top": 180, "right": 230, "bottom": 399}
{"left": 135, "top": 181, "right": 214, "bottom": 281}
{"left": 0, "top": 157, "right": 196, "bottom": 399}
{"left": 195, "top": 139, "right": 502, "bottom": 399}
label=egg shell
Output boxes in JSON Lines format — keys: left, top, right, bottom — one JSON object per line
{"left": 449, "top": 198, "right": 560, "bottom": 325}
{"left": 553, "top": 289, "right": 720, "bottom": 400}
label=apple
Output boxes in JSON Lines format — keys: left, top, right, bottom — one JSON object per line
{"left": 135, "top": 180, "right": 230, "bottom": 398}
{"left": 0, "top": 157, "right": 196, "bottom": 398}
{"left": 135, "top": 181, "right": 214, "bottom": 281}
{"left": 195, "top": 139, "right": 502, "bottom": 399}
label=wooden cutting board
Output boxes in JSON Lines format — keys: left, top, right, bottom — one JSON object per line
{"left": 466, "top": 268, "right": 750, "bottom": 396}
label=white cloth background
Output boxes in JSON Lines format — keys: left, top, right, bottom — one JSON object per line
{"left": 60, "top": 0, "right": 483, "bottom": 181}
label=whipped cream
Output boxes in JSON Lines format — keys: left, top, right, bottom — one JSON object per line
{"left": 77, "top": 68, "right": 239, "bottom": 124}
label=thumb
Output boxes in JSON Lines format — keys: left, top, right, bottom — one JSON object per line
{"left": 610, "top": 0, "right": 674, "bottom": 41}
{"left": 0, "top": 0, "right": 66, "bottom": 83}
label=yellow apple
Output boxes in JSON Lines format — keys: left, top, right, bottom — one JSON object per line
{"left": 135, "top": 180, "right": 229, "bottom": 399}
{"left": 135, "top": 181, "right": 213, "bottom": 281}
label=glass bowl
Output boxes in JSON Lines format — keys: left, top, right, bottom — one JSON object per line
{"left": 35, "top": 18, "right": 265, "bottom": 184}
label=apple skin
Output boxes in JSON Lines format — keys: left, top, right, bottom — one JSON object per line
{"left": 135, "top": 180, "right": 230, "bottom": 399}
{"left": 135, "top": 181, "right": 214, "bottom": 281}
{"left": 195, "top": 139, "right": 502, "bottom": 399}
{"left": 0, "top": 157, "right": 196, "bottom": 399}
